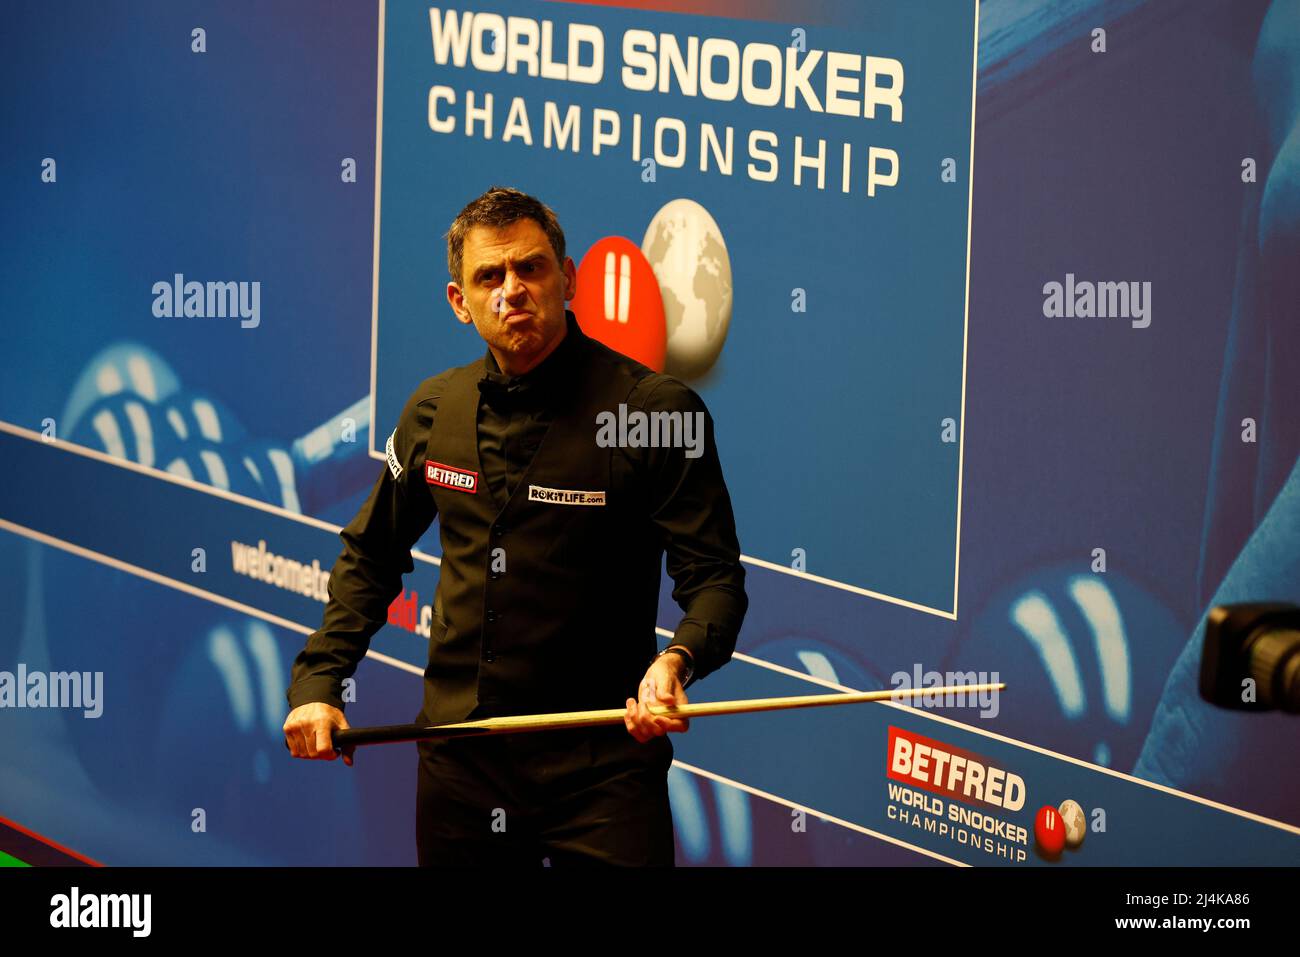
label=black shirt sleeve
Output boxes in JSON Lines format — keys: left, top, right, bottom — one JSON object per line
{"left": 285, "top": 377, "right": 443, "bottom": 713}
{"left": 631, "top": 374, "right": 748, "bottom": 684}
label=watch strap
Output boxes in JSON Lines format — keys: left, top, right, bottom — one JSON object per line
{"left": 656, "top": 646, "right": 695, "bottom": 687}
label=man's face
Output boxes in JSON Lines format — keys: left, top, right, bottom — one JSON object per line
{"left": 447, "top": 217, "right": 577, "bottom": 376}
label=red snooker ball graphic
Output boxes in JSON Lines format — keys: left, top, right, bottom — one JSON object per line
{"left": 571, "top": 236, "right": 666, "bottom": 371}
{"left": 1034, "top": 805, "right": 1066, "bottom": 858}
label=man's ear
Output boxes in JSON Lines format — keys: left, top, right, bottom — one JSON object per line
{"left": 446, "top": 283, "right": 473, "bottom": 325}
{"left": 563, "top": 257, "right": 578, "bottom": 301}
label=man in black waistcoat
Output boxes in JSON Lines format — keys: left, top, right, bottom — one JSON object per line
{"left": 283, "top": 186, "right": 748, "bottom": 866}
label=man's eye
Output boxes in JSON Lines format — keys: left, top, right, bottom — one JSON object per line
{"left": 480, "top": 262, "right": 539, "bottom": 284}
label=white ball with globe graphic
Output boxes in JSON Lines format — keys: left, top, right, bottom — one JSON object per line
{"left": 640, "top": 198, "right": 733, "bottom": 380}
{"left": 1059, "top": 799, "right": 1086, "bottom": 848}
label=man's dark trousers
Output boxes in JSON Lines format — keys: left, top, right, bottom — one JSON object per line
{"left": 416, "top": 720, "right": 675, "bottom": 866}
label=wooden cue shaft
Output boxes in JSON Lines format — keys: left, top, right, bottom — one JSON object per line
{"left": 331, "top": 683, "right": 1006, "bottom": 748}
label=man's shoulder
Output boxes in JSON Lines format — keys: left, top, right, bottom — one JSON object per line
{"left": 625, "top": 367, "right": 705, "bottom": 416}
{"left": 578, "top": 333, "right": 702, "bottom": 412}
{"left": 646, "top": 372, "right": 705, "bottom": 409}
{"left": 388, "top": 359, "right": 484, "bottom": 469}
{"left": 399, "top": 358, "right": 485, "bottom": 417}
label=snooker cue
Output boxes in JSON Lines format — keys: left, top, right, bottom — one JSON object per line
{"left": 329, "top": 683, "right": 1006, "bottom": 748}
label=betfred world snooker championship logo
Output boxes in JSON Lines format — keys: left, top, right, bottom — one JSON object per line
{"left": 885, "top": 726, "right": 1090, "bottom": 863}
{"left": 886, "top": 725, "right": 1032, "bottom": 862}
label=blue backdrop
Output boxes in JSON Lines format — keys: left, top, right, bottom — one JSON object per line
{"left": 1, "top": 0, "right": 1297, "bottom": 866}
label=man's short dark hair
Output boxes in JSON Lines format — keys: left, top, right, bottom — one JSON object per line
{"left": 445, "top": 186, "right": 567, "bottom": 287}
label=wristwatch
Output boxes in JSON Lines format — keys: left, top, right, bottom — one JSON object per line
{"left": 655, "top": 646, "right": 695, "bottom": 687}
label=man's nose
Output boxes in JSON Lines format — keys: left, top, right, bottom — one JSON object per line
{"left": 500, "top": 269, "right": 528, "bottom": 305}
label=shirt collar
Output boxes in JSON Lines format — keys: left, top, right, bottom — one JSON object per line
{"left": 479, "top": 309, "right": 584, "bottom": 402}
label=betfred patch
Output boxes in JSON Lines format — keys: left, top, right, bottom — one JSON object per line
{"left": 425, "top": 460, "right": 478, "bottom": 493}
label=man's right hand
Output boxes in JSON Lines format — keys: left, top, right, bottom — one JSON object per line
{"left": 283, "top": 702, "right": 354, "bottom": 766}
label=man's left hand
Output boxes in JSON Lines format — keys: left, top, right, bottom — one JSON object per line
{"left": 625, "top": 655, "right": 690, "bottom": 743}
